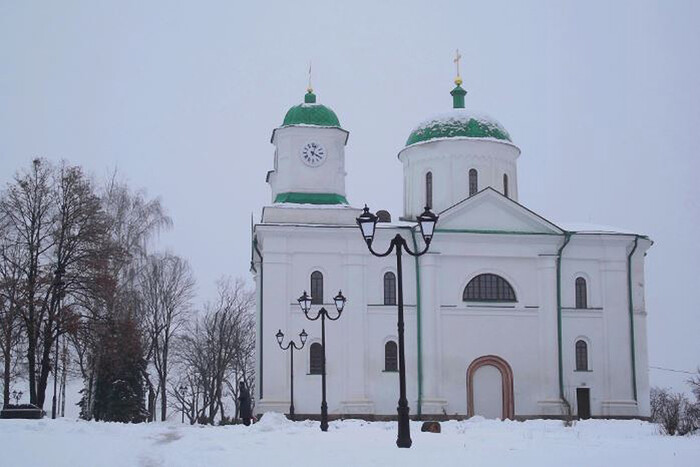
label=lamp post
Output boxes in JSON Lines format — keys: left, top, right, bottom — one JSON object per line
{"left": 12, "top": 390, "right": 23, "bottom": 405}
{"left": 297, "top": 290, "right": 347, "bottom": 432}
{"left": 356, "top": 205, "right": 438, "bottom": 449}
{"left": 52, "top": 266, "right": 66, "bottom": 420}
{"left": 179, "top": 386, "right": 188, "bottom": 423}
{"left": 275, "top": 328, "right": 308, "bottom": 421}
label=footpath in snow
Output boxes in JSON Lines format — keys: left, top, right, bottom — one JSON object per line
{"left": 0, "top": 413, "right": 698, "bottom": 467}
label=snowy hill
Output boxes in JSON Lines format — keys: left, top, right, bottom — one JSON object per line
{"left": 1, "top": 413, "right": 698, "bottom": 467}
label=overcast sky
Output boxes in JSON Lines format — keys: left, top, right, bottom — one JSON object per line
{"left": 1, "top": 0, "right": 698, "bottom": 392}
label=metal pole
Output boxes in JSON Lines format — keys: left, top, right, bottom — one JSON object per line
{"left": 320, "top": 311, "right": 328, "bottom": 432}
{"left": 395, "top": 239, "right": 412, "bottom": 448}
{"left": 289, "top": 346, "right": 295, "bottom": 420}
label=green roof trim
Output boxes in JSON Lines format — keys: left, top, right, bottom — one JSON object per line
{"left": 282, "top": 91, "right": 341, "bottom": 128}
{"left": 274, "top": 192, "right": 348, "bottom": 205}
{"left": 406, "top": 111, "right": 511, "bottom": 146}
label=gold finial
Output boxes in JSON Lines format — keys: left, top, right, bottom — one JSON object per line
{"left": 307, "top": 61, "right": 313, "bottom": 93}
{"left": 453, "top": 49, "right": 463, "bottom": 86}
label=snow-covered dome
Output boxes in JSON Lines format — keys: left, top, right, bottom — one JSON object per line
{"left": 406, "top": 109, "right": 511, "bottom": 146}
{"left": 282, "top": 90, "right": 340, "bottom": 128}
{"left": 405, "top": 84, "right": 511, "bottom": 146}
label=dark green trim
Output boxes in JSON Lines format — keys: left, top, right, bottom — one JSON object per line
{"left": 274, "top": 192, "right": 348, "bottom": 205}
{"left": 556, "top": 233, "right": 572, "bottom": 403}
{"left": 410, "top": 228, "right": 423, "bottom": 417}
{"left": 436, "top": 228, "right": 561, "bottom": 236}
{"left": 627, "top": 236, "right": 639, "bottom": 401}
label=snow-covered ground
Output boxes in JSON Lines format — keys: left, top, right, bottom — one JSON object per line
{"left": 0, "top": 413, "right": 698, "bottom": 467}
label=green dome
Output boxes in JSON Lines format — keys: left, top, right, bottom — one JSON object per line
{"left": 405, "top": 84, "right": 511, "bottom": 146}
{"left": 406, "top": 109, "right": 511, "bottom": 146}
{"left": 282, "top": 91, "right": 340, "bottom": 128}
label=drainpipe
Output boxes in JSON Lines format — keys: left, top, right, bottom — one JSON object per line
{"left": 627, "top": 236, "right": 639, "bottom": 401}
{"left": 556, "top": 232, "right": 572, "bottom": 403}
{"left": 253, "top": 237, "right": 264, "bottom": 399}
{"left": 410, "top": 228, "right": 423, "bottom": 418}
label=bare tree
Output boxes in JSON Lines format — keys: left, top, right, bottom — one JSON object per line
{"left": 174, "top": 278, "right": 254, "bottom": 424}
{"left": 689, "top": 368, "right": 700, "bottom": 402}
{"left": 72, "top": 173, "right": 171, "bottom": 419}
{"left": 0, "top": 159, "right": 55, "bottom": 406}
{"left": 0, "top": 218, "right": 24, "bottom": 406}
{"left": 140, "top": 253, "right": 195, "bottom": 421}
{"left": 35, "top": 162, "right": 107, "bottom": 409}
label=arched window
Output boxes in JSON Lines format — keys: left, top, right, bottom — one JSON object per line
{"left": 383, "top": 272, "right": 397, "bottom": 305}
{"left": 503, "top": 173, "right": 509, "bottom": 198}
{"left": 425, "top": 172, "right": 433, "bottom": 208}
{"left": 575, "top": 340, "right": 588, "bottom": 371}
{"left": 310, "top": 271, "right": 323, "bottom": 305}
{"left": 463, "top": 273, "right": 516, "bottom": 302}
{"left": 309, "top": 342, "right": 323, "bottom": 374}
{"left": 384, "top": 341, "right": 398, "bottom": 372}
{"left": 575, "top": 277, "right": 587, "bottom": 309}
{"left": 469, "top": 169, "right": 478, "bottom": 196}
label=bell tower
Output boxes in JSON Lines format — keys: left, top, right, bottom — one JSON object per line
{"left": 267, "top": 89, "right": 349, "bottom": 205}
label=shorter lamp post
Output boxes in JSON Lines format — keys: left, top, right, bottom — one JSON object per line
{"left": 275, "top": 328, "right": 308, "bottom": 421}
{"left": 179, "top": 386, "right": 188, "bottom": 423}
{"left": 12, "top": 390, "right": 23, "bottom": 405}
{"left": 297, "top": 290, "right": 347, "bottom": 432}
{"left": 356, "top": 205, "right": 438, "bottom": 448}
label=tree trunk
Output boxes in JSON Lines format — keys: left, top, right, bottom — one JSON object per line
{"left": 60, "top": 339, "right": 67, "bottom": 417}
{"left": 36, "top": 319, "right": 56, "bottom": 409}
{"left": 148, "top": 386, "right": 155, "bottom": 422}
{"left": 26, "top": 316, "right": 37, "bottom": 404}
{"left": 3, "top": 348, "right": 10, "bottom": 406}
{"left": 160, "top": 338, "right": 168, "bottom": 421}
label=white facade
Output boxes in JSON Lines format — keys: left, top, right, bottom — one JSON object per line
{"left": 252, "top": 93, "right": 652, "bottom": 420}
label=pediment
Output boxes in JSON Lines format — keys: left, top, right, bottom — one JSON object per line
{"left": 437, "top": 188, "right": 563, "bottom": 234}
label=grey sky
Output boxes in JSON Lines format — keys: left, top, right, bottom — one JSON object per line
{"left": 1, "top": 0, "right": 698, "bottom": 391}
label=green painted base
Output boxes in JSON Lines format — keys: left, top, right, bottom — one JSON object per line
{"left": 274, "top": 192, "right": 348, "bottom": 205}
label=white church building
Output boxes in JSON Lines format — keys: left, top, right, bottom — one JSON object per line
{"left": 251, "top": 73, "right": 652, "bottom": 420}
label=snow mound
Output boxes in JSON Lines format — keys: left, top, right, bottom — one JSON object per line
{"left": 254, "top": 411, "right": 294, "bottom": 432}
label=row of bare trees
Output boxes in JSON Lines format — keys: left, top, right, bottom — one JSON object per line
{"left": 0, "top": 159, "right": 255, "bottom": 423}
{"left": 169, "top": 278, "right": 255, "bottom": 424}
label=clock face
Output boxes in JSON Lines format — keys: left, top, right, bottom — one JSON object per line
{"left": 300, "top": 142, "right": 327, "bottom": 167}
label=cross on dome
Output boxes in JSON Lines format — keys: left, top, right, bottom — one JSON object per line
{"left": 307, "top": 61, "right": 313, "bottom": 93}
{"left": 454, "top": 49, "right": 463, "bottom": 86}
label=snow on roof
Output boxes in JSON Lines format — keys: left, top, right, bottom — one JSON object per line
{"left": 557, "top": 222, "right": 643, "bottom": 236}
{"left": 410, "top": 108, "right": 503, "bottom": 132}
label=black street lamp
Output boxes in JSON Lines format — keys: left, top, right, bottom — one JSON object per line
{"left": 179, "top": 386, "right": 188, "bottom": 423}
{"left": 12, "top": 390, "right": 23, "bottom": 405}
{"left": 356, "top": 205, "right": 438, "bottom": 449}
{"left": 297, "top": 290, "right": 347, "bottom": 432}
{"left": 275, "top": 328, "right": 308, "bottom": 421}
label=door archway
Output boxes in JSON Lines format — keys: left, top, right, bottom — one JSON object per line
{"left": 467, "top": 355, "right": 514, "bottom": 420}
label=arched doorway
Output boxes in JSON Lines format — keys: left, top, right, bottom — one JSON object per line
{"left": 467, "top": 355, "right": 514, "bottom": 420}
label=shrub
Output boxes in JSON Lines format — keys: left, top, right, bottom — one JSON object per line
{"left": 650, "top": 387, "right": 699, "bottom": 436}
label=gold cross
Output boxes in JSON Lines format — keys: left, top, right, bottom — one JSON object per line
{"left": 307, "top": 61, "right": 313, "bottom": 93}
{"left": 454, "top": 49, "right": 463, "bottom": 85}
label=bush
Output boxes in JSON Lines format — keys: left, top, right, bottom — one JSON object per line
{"left": 650, "top": 387, "right": 699, "bottom": 435}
